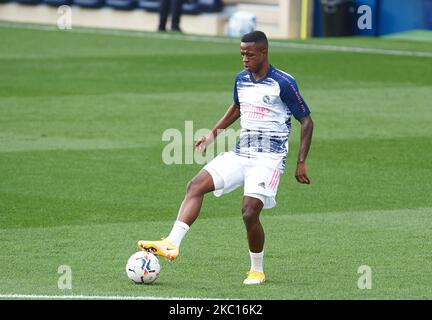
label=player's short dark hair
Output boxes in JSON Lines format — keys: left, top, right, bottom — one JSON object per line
{"left": 241, "top": 31, "right": 268, "bottom": 48}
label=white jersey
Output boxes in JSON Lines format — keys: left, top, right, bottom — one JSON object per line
{"left": 233, "top": 65, "right": 310, "bottom": 171}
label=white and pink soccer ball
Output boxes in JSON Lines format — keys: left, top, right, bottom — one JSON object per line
{"left": 126, "top": 251, "right": 160, "bottom": 284}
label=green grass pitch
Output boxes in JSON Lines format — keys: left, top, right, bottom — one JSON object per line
{"left": 0, "top": 23, "right": 432, "bottom": 299}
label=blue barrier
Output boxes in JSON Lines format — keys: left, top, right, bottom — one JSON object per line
{"left": 378, "top": 0, "right": 428, "bottom": 35}
{"left": 42, "top": 0, "right": 73, "bottom": 6}
{"left": 6, "top": 0, "right": 224, "bottom": 14}
{"left": 137, "top": 0, "right": 223, "bottom": 14}
{"left": 105, "top": 0, "right": 137, "bottom": 10}
{"left": 136, "top": 0, "right": 158, "bottom": 12}
{"left": 183, "top": 0, "right": 222, "bottom": 15}
{"left": 314, "top": 0, "right": 432, "bottom": 37}
{"left": 73, "top": 0, "right": 106, "bottom": 8}
{"left": 15, "top": 0, "right": 43, "bottom": 4}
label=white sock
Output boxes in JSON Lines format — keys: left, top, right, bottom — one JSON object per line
{"left": 166, "top": 220, "right": 190, "bottom": 247}
{"left": 249, "top": 250, "right": 264, "bottom": 273}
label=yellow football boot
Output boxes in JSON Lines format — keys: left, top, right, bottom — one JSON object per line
{"left": 243, "top": 270, "right": 266, "bottom": 285}
{"left": 137, "top": 238, "right": 179, "bottom": 261}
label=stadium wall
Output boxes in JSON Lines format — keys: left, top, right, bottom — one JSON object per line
{"left": 0, "top": 2, "right": 227, "bottom": 36}
{"left": 0, "top": 1, "right": 314, "bottom": 39}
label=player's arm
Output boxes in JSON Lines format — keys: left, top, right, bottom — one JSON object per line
{"left": 295, "top": 115, "right": 314, "bottom": 184}
{"left": 195, "top": 103, "right": 240, "bottom": 152}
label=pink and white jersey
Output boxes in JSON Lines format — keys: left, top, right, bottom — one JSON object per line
{"left": 233, "top": 65, "right": 310, "bottom": 171}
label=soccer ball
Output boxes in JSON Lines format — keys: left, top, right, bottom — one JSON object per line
{"left": 126, "top": 251, "right": 161, "bottom": 284}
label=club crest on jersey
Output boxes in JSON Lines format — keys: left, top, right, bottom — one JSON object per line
{"left": 262, "top": 95, "right": 277, "bottom": 105}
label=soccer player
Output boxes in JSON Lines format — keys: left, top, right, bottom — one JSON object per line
{"left": 138, "top": 31, "right": 314, "bottom": 285}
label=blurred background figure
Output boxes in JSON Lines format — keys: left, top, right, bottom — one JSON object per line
{"left": 159, "top": 0, "right": 184, "bottom": 32}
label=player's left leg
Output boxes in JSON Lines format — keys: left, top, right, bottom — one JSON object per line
{"left": 241, "top": 196, "right": 266, "bottom": 285}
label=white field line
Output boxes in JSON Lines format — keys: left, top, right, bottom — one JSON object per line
{"left": 1, "top": 21, "right": 432, "bottom": 58}
{"left": 0, "top": 294, "right": 229, "bottom": 300}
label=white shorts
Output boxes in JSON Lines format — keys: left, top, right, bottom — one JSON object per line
{"left": 203, "top": 151, "right": 282, "bottom": 209}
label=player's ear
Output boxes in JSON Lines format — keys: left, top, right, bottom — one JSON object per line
{"left": 257, "top": 43, "right": 268, "bottom": 55}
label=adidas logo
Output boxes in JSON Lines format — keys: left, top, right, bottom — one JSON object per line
{"left": 258, "top": 182, "right": 266, "bottom": 188}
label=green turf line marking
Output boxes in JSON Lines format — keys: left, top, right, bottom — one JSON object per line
{"left": 1, "top": 21, "right": 432, "bottom": 58}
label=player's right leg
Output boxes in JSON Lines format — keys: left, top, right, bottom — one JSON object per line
{"left": 137, "top": 170, "right": 215, "bottom": 261}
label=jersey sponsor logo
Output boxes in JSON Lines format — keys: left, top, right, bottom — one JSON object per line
{"left": 241, "top": 103, "right": 269, "bottom": 119}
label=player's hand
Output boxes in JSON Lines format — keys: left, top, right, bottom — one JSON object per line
{"left": 195, "top": 134, "right": 214, "bottom": 154}
{"left": 295, "top": 161, "right": 311, "bottom": 184}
